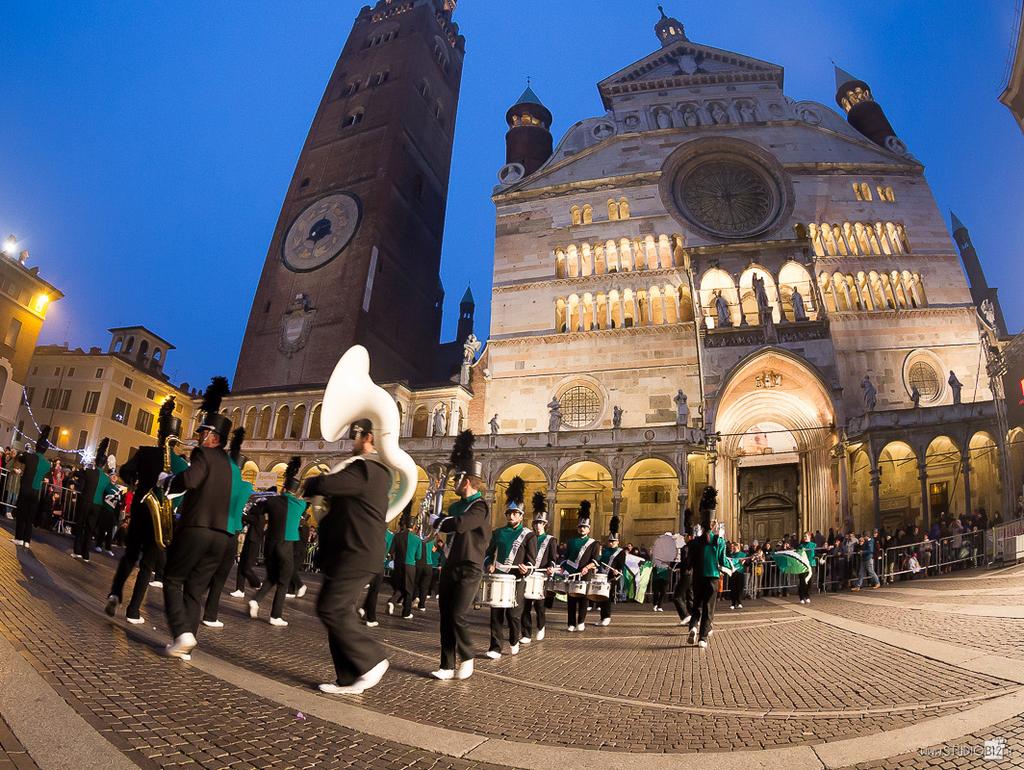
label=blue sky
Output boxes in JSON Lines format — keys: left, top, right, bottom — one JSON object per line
{"left": 1, "top": 1, "right": 1021, "bottom": 387}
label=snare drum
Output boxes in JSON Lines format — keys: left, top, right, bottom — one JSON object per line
{"left": 524, "top": 571, "right": 546, "bottom": 600}
{"left": 587, "top": 573, "right": 611, "bottom": 601}
{"left": 478, "top": 573, "right": 517, "bottom": 608}
{"left": 566, "top": 579, "right": 588, "bottom": 597}
{"left": 546, "top": 576, "right": 568, "bottom": 595}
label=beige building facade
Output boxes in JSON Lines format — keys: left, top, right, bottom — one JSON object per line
{"left": 17, "top": 327, "right": 195, "bottom": 467}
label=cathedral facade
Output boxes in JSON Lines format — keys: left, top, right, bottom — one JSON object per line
{"left": 219, "top": 5, "right": 1020, "bottom": 546}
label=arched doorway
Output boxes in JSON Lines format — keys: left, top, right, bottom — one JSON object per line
{"left": 877, "top": 441, "right": 920, "bottom": 530}
{"left": 1009, "top": 427, "right": 1024, "bottom": 512}
{"left": 968, "top": 431, "right": 1001, "bottom": 515}
{"left": 710, "top": 349, "right": 838, "bottom": 537}
{"left": 925, "top": 436, "right": 962, "bottom": 518}
{"left": 494, "top": 463, "right": 547, "bottom": 530}
{"left": 555, "top": 461, "right": 613, "bottom": 542}
{"left": 621, "top": 458, "right": 678, "bottom": 544}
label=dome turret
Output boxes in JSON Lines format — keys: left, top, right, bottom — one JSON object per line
{"left": 505, "top": 84, "right": 553, "bottom": 176}
{"left": 655, "top": 5, "right": 686, "bottom": 47}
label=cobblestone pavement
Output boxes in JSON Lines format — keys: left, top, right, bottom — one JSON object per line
{"left": 0, "top": 714, "right": 39, "bottom": 770}
{"left": 3, "top": 525, "right": 1024, "bottom": 767}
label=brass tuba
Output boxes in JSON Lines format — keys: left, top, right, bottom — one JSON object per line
{"left": 142, "top": 436, "right": 178, "bottom": 549}
{"left": 319, "top": 345, "right": 417, "bottom": 522}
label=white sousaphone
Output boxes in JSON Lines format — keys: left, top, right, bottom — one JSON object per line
{"left": 318, "top": 345, "right": 417, "bottom": 522}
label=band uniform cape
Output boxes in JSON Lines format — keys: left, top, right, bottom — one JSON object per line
{"left": 438, "top": 492, "right": 490, "bottom": 567}
{"left": 304, "top": 455, "right": 392, "bottom": 576}
{"left": 168, "top": 446, "right": 233, "bottom": 533}
{"left": 771, "top": 548, "right": 813, "bottom": 583}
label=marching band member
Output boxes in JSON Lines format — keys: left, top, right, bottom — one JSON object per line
{"left": 687, "top": 513, "right": 729, "bottom": 649}
{"left": 231, "top": 492, "right": 266, "bottom": 597}
{"left": 201, "top": 428, "right": 252, "bottom": 628}
{"left": 521, "top": 491, "right": 556, "bottom": 643}
{"left": 358, "top": 527, "right": 393, "bottom": 627}
{"left": 596, "top": 532, "right": 626, "bottom": 626}
{"left": 12, "top": 426, "right": 52, "bottom": 549}
{"left": 72, "top": 438, "right": 113, "bottom": 561}
{"left": 386, "top": 507, "right": 422, "bottom": 619}
{"left": 562, "top": 502, "right": 599, "bottom": 632}
{"left": 430, "top": 431, "right": 490, "bottom": 681}
{"left": 162, "top": 378, "right": 234, "bottom": 659}
{"left": 414, "top": 534, "right": 441, "bottom": 612}
{"left": 671, "top": 532, "right": 693, "bottom": 626}
{"left": 107, "top": 398, "right": 186, "bottom": 624}
{"left": 484, "top": 476, "right": 536, "bottom": 659}
{"left": 303, "top": 418, "right": 392, "bottom": 695}
{"left": 249, "top": 457, "right": 304, "bottom": 626}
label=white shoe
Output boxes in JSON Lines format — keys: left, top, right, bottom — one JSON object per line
{"left": 418, "top": 607, "right": 426, "bottom": 612}
{"left": 12, "top": 539, "right": 23, "bottom": 546}
{"left": 698, "top": 639, "right": 708, "bottom": 649}
{"left": 71, "top": 553, "right": 82, "bottom": 560}
{"left": 296, "top": 585, "right": 307, "bottom": 598}
{"left": 165, "top": 633, "right": 197, "bottom": 658}
{"left": 402, "top": 614, "right": 414, "bottom": 620}
{"left": 576, "top": 623, "right": 585, "bottom": 632}
{"left": 149, "top": 580, "right": 163, "bottom": 588}
{"left": 106, "top": 550, "right": 115, "bottom": 557}
{"left": 536, "top": 627, "right": 545, "bottom": 641}
{"left": 202, "top": 620, "right": 224, "bottom": 628}
{"left": 805, "top": 599, "right": 810, "bottom": 605}
{"left": 22, "top": 543, "right": 29, "bottom": 549}
{"left": 285, "top": 593, "right": 296, "bottom": 599}
{"left": 520, "top": 636, "right": 532, "bottom": 645}
{"left": 364, "top": 621, "right": 379, "bottom": 628}
{"left": 387, "top": 602, "right": 395, "bottom": 615}
{"left": 431, "top": 668, "right": 454, "bottom": 681}
{"left": 485, "top": 650, "right": 502, "bottom": 660}
{"left": 94, "top": 546, "right": 102, "bottom": 553}
{"left": 708, "top": 629, "right": 714, "bottom": 637}
{"left": 248, "top": 600, "right": 259, "bottom": 619}
{"left": 269, "top": 617, "right": 288, "bottom": 627}
{"left": 412, "top": 598, "right": 420, "bottom": 609}
{"left": 729, "top": 605, "right": 735, "bottom": 610}
{"left": 229, "top": 590, "right": 245, "bottom": 598}
{"left": 456, "top": 660, "right": 474, "bottom": 680}
{"left": 567, "top": 625, "right": 576, "bottom": 633}
{"left": 680, "top": 615, "right": 691, "bottom": 625}
{"left": 126, "top": 615, "right": 145, "bottom": 625}
{"left": 357, "top": 607, "right": 366, "bottom": 618}
{"left": 354, "top": 659, "right": 389, "bottom": 690}
{"left": 737, "top": 604, "right": 743, "bottom": 609}
{"left": 687, "top": 628, "right": 698, "bottom": 645}
{"left": 319, "top": 682, "right": 365, "bottom": 695}
{"left": 509, "top": 643, "right": 520, "bottom": 655}
{"left": 104, "top": 595, "right": 119, "bottom": 616}
{"left": 600, "top": 617, "right": 611, "bottom": 626}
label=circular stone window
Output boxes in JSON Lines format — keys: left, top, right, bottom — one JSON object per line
{"left": 559, "top": 385, "right": 602, "bottom": 428}
{"left": 907, "top": 360, "right": 941, "bottom": 403}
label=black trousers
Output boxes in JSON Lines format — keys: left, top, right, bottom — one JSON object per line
{"left": 388, "top": 563, "right": 415, "bottom": 616}
{"left": 414, "top": 563, "right": 432, "bottom": 609}
{"left": 428, "top": 568, "right": 440, "bottom": 597}
{"left": 488, "top": 579, "right": 526, "bottom": 651}
{"left": 651, "top": 575, "right": 668, "bottom": 608}
{"left": 521, "top": 596, "right": 547, "bottom": 635}
{"left": 567, "top": 595, "right": 588, "bottom": 626}
{"left": 288, "top": 539, "right": 306, "bottom": 593}
{"left": 109, "top": 519, "right": 160, "bottom": 619}
{"left": 96, "top": 508, "right": 116, "bottom": 551}
{"left": 798, "top": 574, "right": 811, "bottom": 601}
{"left": 438, "top": 563, "right": 481, "bottom": 670}
{"left": 318, "top": 569, "right": 386, "bottom": 685}
{"left": 163, "top": 527, "right": 230, "bottom": 638}
{"left": 689, "top": 575, "right": 718, "bottom": 640}
{"left": 362, "top": 573, "right": 383, "bottom": 622}
{"left": 14, "top": 489, "right": 38, "bottom": 544}
{"left": 203, "top": 534, "right": 237, "bottom": 622}
{"left": 672, "top": 570, "right": 693, "bottom": 620}
{"left": 235, "top": 532, "right": 262, "bottom": 592}
{"left": 729, "top": 571, "right": 746, "bottom": 606}
{"left": 74, "top": 503, "right": 99, "bottom": 558}
{"left": 253, "top": 540, "right": 294, "bottom": 619}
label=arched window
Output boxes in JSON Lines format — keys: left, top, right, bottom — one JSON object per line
{"left": 273, "top": 405, "right": 290, "bottom": 441}
{"left": 607, "top": 199, "right": 619, "bottom": 221}
{"left": 257, "top": 406, "right": 273, "bottom": 439}
{"left": 555, "top": 298, "right": 567, "bottom": 332}
{"left": 568, "top": 294, "right": 581, "bottom": 332}
{"left": 555, "top": 248, "right": 567, "bottom": 278}
{"left": 566, "top": 245, "right": 579, "bottom": 278}
{"left": 289, "top": 403, "right": 305, "bottom": 440}
{"left": 417, "top": 79, "right": 430, "bottom": 99}
{"left": 308, "top": 404, "right": 323, "bottom": 441}
{"left": 125, "top": 336, "right": 135, "bottom": 354}
{"left": 570, "top": 205, "right": 582, "bottom": 226}
{"left": 243, "top": 407, "right": 257, "bottom": 435}
{"left": 595, "top": 293, "right": 607, "bottom": 329}
{"left": 113, "top": 337, "right": 123, "bottom": 353}
{"left": 582, "top": 293, "right": 595, "bottom": 330}
{"left": 618, "top": 198, "right": 630, "bottom": 220}
{"left": 412, "top": 406, "right": 429, "bottom": 437}
{"left": 138, "top": 340, "right": 149, "bottom": 363}
{"left": 579, "top": 243, "right": 592, "bottom": 276}
{"left": 582, "top": 204, "right": 593, "bottom": 224}
{"left": 342, "top": 109, "right": 364, "bottom": 128}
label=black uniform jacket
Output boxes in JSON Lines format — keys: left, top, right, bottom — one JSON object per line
{"left": 244, "top": 498, "right": 267, "bottom": 544}
{"left": 438, "top": 497, "right": 490, "bottom": 569}
{"left": 303, "top": 455, "right": 391, "bottom": 577}
{"left": 16, "top": 451, "right": 41, "bottom": 496}
{"left": 485, "top": 528, "right": 538, "bottom": 572}
{"left": 168, "top": 446, "right": 232, "bottom": 533}
{"left": 79, "top": 468, "right": 101, "bottom": 510}
{"left": 262, "top": 495, "right": 289, "bottom": 546}
{"left": 605, "top": 547, "right": 627, "bottom": 575}
{"left": 534, "top": 534, "right": 559, "bottom": 569}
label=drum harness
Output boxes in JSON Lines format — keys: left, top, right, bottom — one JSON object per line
{"left": 495, "top": 528, "right": 531, "bottom": 574}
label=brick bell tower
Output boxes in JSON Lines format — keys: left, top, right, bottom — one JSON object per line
{"left": 233, "top": 0, "right": 465, "bottom": 392}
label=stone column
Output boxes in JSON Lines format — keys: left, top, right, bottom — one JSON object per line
{"left": 917, "top": 457, "right": 931, "bottom": 531}
{"left": 870, "top": 466, "right": 882, "bottom": 531}
{"left": 962, "top": 455, "right": 972, "bottom": 516}
{"left": 611, "top": 487, "right": 622, "bottom": 537}
{"left": 677, "top": 487, "right": 689, "bottom": 533}
{"left": 546, "top": 489, "right": 558, "bottom": 538}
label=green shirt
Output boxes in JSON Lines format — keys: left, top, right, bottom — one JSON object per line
{"left": 92, "top": 471, "right": 114, "bottom": 506}
{"left": 227, "top": 460, "right": 253, "bottom": 536}
{"left": 731, "top": 550, "right": 748, "bottom": 574}
{"left": 401, "top": 531, "right": 422, "bottom": 566}
{"left": 446, "top": 491, "right": 482, "bottom": 518}
{"left": 699, "top": 533, "right": 727, "bottom": 578}
{"left": 565, "top": 535, "right": 594, "bottom": 565}
{"left": 424, "top": 541, "right": 441, "bottom": 567}
{"left": 170, "top": 452, "right": 188, "bottom": 512}
{"left": 284, "top": 493, "right": 306, "bottom": 543}
{"left": 32, "top": 453, "right": 51, "bottom": 492}
{"left": 487, "top": 523, "right": 526, "bottom": 566}
{"left": 799, "top": 541, "right": 816, "bottom": 566}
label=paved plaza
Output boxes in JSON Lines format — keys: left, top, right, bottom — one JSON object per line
{"left": 2, "top": 524, "right": 1024, "bottom": 769}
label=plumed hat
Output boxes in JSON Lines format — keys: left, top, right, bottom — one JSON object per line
{"left": 578, "top": 500, "right": 591, "bottom": 528}
{"left": 531, "top": 490, "right": 548, "bottom": 524}
{"left": 157, "top": 396, "right": 182, "bottom": 446}
{"left": 505, "top": 475, "right": 525, "bottom": 513}
{"left": 283, "top": 456, "right": 301, "bottom": 493}
{"left": 228, "top": 427, "right": 246, "bottom": 465}
{"left": 36, "top": 425, "right": 51, "bottom": 454}
{"left": 94, "top": 437, "right": 110, "bottom": 469}
{"left": 699, "top": 485, "right": 718, "bottom": 512}
{"left": 197, "top": 376, "right": 231, "bottom": 443}
{"left": 449, "top": 430, "right": 482, "bottom": 479}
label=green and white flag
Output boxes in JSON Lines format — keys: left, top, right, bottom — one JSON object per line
{"left": 771, "top": 549, "right": 812, "bottom": 583}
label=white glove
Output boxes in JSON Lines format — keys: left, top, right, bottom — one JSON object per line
{"left": 157, "top": 472, "right": 172, "bottom": 487}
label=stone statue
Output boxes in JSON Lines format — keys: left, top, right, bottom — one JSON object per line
{"left": 980, "top": 299, "right": 996, "bottom": 328}
{"left": 910, "top": 384, "right": 921, "bottom": 408}
{"left": 612, "top": 406, "right": 623, "bottom": 429}
{"left": 710, "top": 102, "right": 730, "bottom": 124}
{"left": 752, "top": 274, "right": 771, "bottom": 318}
{"left": 489, "top": 414, "right": 500, "bottom": 435}
{"left": 713, "top": 290, "right": 731, "bottom": 328}
{"left": 791, "top": 287, "right": 808, "bottom": 322}
{"left": 737, "top": 101, "right": 756, "bottom": 123}
{"left": 682, "top": 105, "right": 699, "bottom": 127}
{"left": 861, "top": 375, "right": 877, "bottom": 412}
{"left": 432, "top": 407, "right": 447, "bottom": 437}
{"left": 655, "top": 110, "right": 672, "bottom": 129}
{"left": 948, "top": 371, "right": 963, "bottom": 404}
{"left": 547, "top": 396, "right": 562, "bottom": 432}
{"left": 462, "top": 333, "right": 480, "bottom": 365}
{"left": 674, "top": 389, "right": 690, "bottom": 426}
